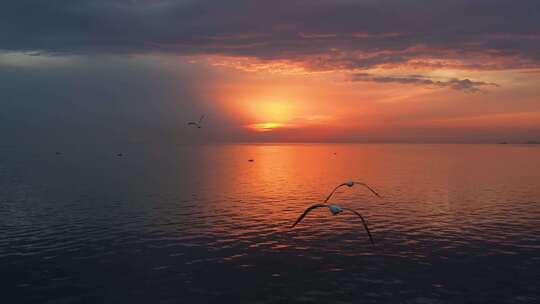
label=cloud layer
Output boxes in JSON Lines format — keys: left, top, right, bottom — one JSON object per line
{"left": 351, "top": 73, "right": 499, "bottom": 92}
{"left": 2, "top": 0, "right": 540, "bottom": 71}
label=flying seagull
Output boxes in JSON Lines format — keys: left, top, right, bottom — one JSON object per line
{"left": 324, "top": 180, "right": 381, "bottom": 203}
{"left": 187, "top": 115, "right": 205, "bottom": 128}
{"left": 291, "top": 204, "right": 374, "bottom": 244}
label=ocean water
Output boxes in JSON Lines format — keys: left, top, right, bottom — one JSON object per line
{"left": 1, "top": 144, "right": 540, "bottom": 303}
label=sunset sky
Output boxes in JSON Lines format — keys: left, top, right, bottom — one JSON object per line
{"left": 1, "top": 0, "right": 540, "bottom": 143}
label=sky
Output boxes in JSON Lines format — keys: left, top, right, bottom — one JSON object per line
{"left": 1, "top": 0, "right": 540, "bottom": 144}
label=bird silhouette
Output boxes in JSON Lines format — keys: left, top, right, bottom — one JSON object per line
{"left": 187, "top": 115, "right": 205, "bottom": 128}
{"left": 324, "top": 180, "right": 380, "bottom": 203}
{"left": 290, "top": 203, "right": 374, "bottom": 244}
{"left": 290, "top": 180, "right": 381, "bottom": 244}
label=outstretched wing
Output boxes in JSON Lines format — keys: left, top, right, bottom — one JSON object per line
{"left": 342, "top": 207, "right": 374, "bottom": 244}
{"left": 353, "top": 182, "right": 381, "bottom": 198}
{"left": 187, "top": 122, "right": 196, "bottom": 126}
{"left": 324, "top": 183, "right": 347, "bottom": 203}
{"left": 290, "top": 204, "right": 327, "bottom": 228}
{"left": 198, "top": 115, "right": 205, "bottom": 124}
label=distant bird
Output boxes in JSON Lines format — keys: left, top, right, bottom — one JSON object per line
{"left": 187, "top": 115, "right": 205, "bottom": 128}
{"left": 324, "top": 180, "right": 380, "bottom": 203}
{"left": 248, "top": 159, "right": 254, "bottom": 162}
{"left": 55, "top": 151, "right": 62, "bottom": 155}
{"left": 117, "top": 153, "right": 123, "bottom": 157}
{"left": 291, "top": 204, "right": 374, "bottom": 244}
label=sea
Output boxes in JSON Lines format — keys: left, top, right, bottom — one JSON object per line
{"left": 2, "top": 144, "right": 540, "bottom": 303}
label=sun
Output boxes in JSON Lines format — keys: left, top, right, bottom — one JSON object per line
{"left": 248, "top": 123, "right": 285, "bottom": 132}
{"left": 243, "top": 100, "right": 293, "bottom": 123}
{"left": 242, "top": 100, "right": 295, "bottom": 131}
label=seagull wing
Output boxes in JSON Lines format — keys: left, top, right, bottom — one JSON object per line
{"left": 353, "top": 182, "right": 381, "bottom": 198}
{"left": 290, "top": 204, "right": 328, "bottom": 228}
{"left": 341, "top": 207, "right": 374, "bottom": 244}
{"left": 198, "top": 115, "right": 205, "bottom": 124}
{"left": 187, "top": 121, "right": 196, "bottom": 126}
{"left": 324, "top": 183, "right": 347, "bottom": 203}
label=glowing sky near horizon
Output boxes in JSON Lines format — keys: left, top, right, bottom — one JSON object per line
{"left": 1, "top": 0, "right": 540, "bottom": 143}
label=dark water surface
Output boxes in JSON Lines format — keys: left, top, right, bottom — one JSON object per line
{"left": 2, "top": 144, "right": 540, "bottom": 303}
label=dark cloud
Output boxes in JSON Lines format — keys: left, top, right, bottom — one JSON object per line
{"left": 351, "top": 73, "right": 499, "bottom": 92}
{"left": 0, "top": 55, "right": 238, "bottom": 145}
{"left": 447, "top": 78, "right": 499, "bottom": 92}
{"left": 2, "top": 0, "right": 540, "bottom": 71}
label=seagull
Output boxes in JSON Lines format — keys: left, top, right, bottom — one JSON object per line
{"left": 187, "top": 115, "right": 205, "bottom": 128}
{"left": 290, "top": 180, "right": 380, "bottom": 244}
{"left": 324, "top": 180, "right": 380, "bottom": 203}
{"left": 290, "top": 204, "right": 374, "bottom": 244}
